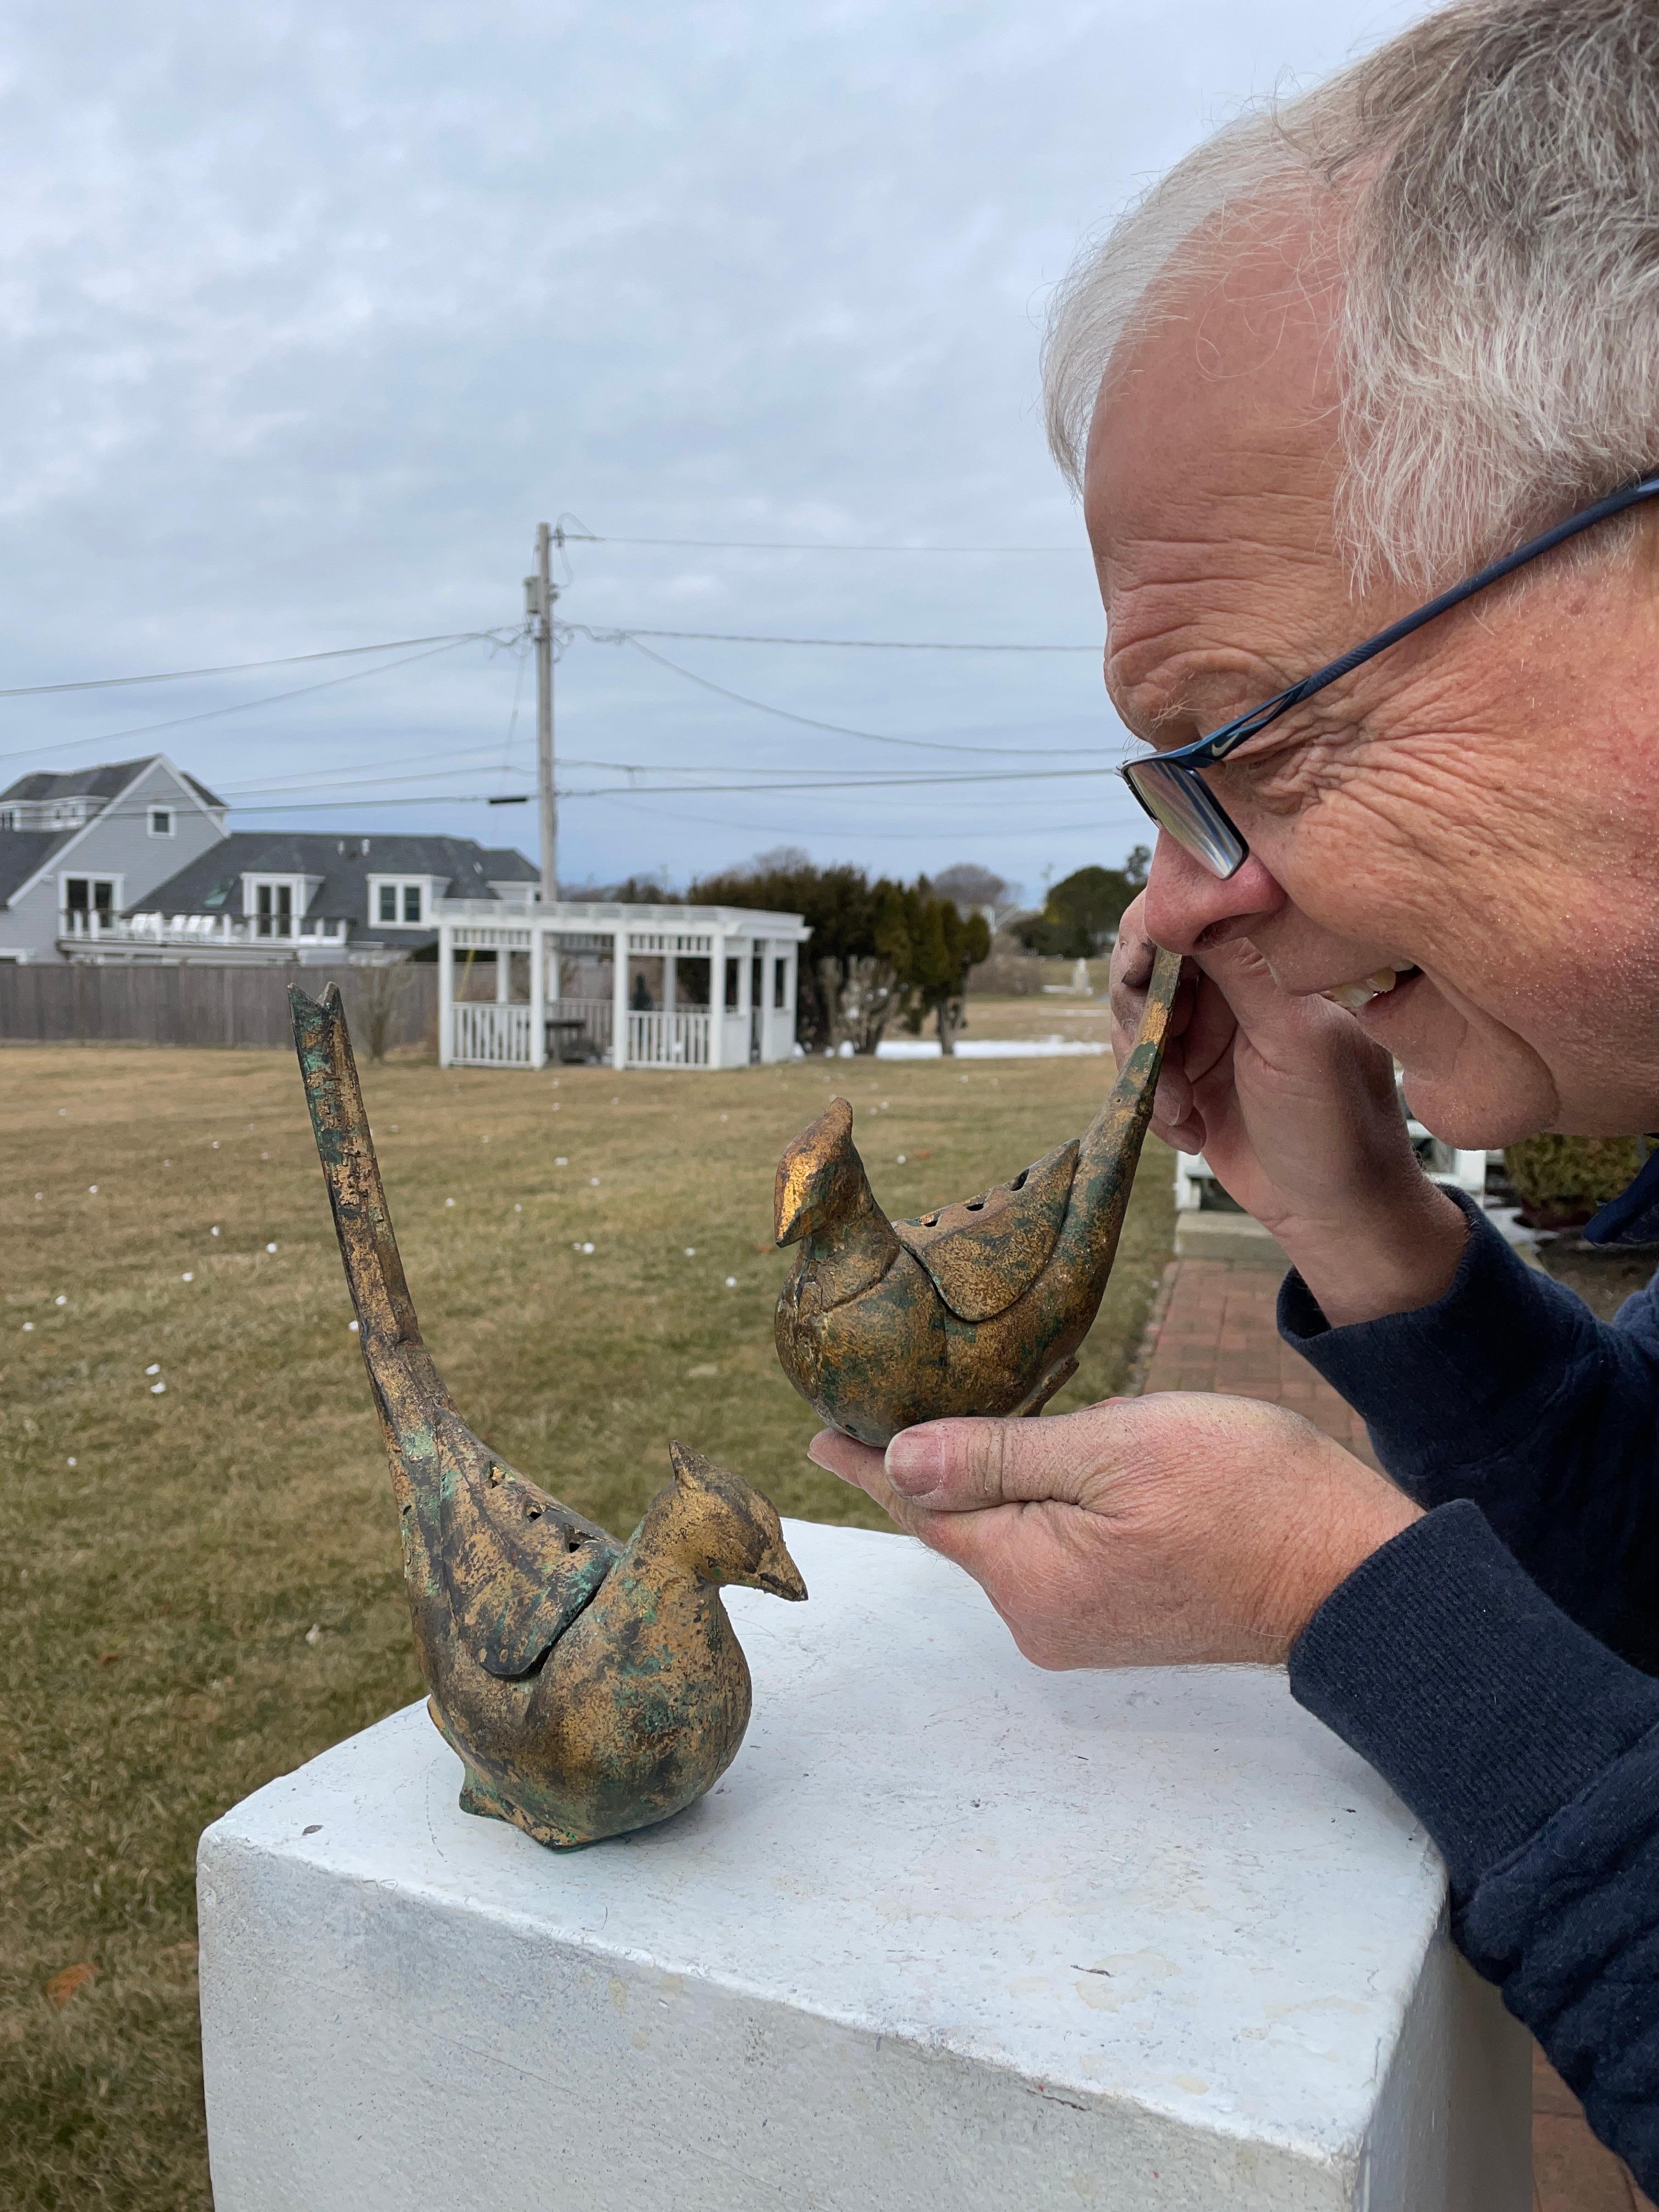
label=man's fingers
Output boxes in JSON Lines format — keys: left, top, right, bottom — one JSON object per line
{"left": 806, "top": 1426, "right": 882, "bottom": 1486}
{"left": 808, "top": 1426, "right": 939, "bottom": 1539}
{"left": 808, "top": 1427, "right": 1017, "bottom": 1566}
{"left": 884, "top": 1410, "right": 1110, "bottom": 1512}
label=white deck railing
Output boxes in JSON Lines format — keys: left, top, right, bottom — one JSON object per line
{"left": 451, "top": 1003, "right": 534, "bottom": 1066}
{"left": 627, "top": 1009, "right": 710, "bottom": 1067}
{"left": 61, "top": 911, "right": 349, "bottom": 948}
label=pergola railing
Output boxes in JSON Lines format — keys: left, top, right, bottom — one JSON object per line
{"left": 451, "top": 1002, "right": 534, "bottom": 1066}
{"left": 627, "top": 1008, "right": 710, "bottom": 1067}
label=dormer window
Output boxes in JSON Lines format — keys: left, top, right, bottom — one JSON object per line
{"left": 242, "top": 874, "right": 311, "bottom": 939}
{"left": 148, "top": 806, "right": 174, "bottom": 837}
{"left": 369, "top": 878, "right": 427, "bottom": 927}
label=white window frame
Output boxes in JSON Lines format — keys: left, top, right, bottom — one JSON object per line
{"left": 243, "top": 874, "right": 309, "bottom": 940}
{"left": 366, "top": 876, "right": 433, "bottom": 928}
{"left": 147, "top": 805, "right": 176, "bottom": 838}
{"left": 59, "top": 871, "right": 122, "bottom": 917}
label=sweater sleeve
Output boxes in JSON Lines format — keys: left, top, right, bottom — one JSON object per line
{"left": 1290, "top": 1503, "right": 1659, "bottom": 2197}
{"left": 1278, "top": 1192, "right": 1659, "bottom": 1671}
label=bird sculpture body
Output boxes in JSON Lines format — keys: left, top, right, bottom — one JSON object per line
{"left": 292, "top": 983, "right": 806, "bottom": 1851}
{"left": 774, "top": 947, "right": 1182, "bottom": 1446}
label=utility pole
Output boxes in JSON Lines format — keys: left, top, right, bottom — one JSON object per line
{"left": 526, "top": 522, "right": 558, "bottom": 904}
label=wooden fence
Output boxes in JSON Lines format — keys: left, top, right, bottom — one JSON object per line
{"left": 0, "top": 962, "right": 439, "bottom": 1054}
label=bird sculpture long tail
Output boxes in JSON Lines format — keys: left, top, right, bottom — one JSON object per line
{"left": 292, "top": 983, "right": 805, "bottom": 1850}
{"left": 773, "top": 945, "right": 1183, "bottom": 1445}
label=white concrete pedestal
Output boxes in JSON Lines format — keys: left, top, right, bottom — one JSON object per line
{"left": 199, "top": 1520, "right": 1530, "bottom": 2211}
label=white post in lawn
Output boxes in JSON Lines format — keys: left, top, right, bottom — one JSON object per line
{"left": 612, "top": 923, "right": 628, "bottom": 1073}
{"left": 707, "top": 930, "right": 725, "bottom": 1070}
{"left": 437, "top": 923, "right": 453, "bottom": 1069}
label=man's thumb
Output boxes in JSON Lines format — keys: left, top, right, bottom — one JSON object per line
{"left": 884, "top": 1412, "right": 1102, "bottom": 1513}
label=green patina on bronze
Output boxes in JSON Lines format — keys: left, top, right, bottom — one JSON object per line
{"left": 772, "top": 946, "right": 1182, "bottom": 1447}
{"left": 291, "top": 983, "right": 806, "bottom": 1851}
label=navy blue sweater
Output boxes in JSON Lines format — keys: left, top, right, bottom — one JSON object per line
{"left": 1280, "top": 1192, "right": 1659, "bottom": 2190}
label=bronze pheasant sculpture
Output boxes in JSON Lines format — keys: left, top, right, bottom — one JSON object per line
{"left": 774, "top": 947, "right": 1181, "bottom": 1446}
{"left": 292, "top": 983, "right": 806, "bottom": 1852}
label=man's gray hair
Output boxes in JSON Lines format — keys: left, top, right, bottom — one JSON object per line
{"left": 1043, "top": 0, "right": 1659, "bottom": 589}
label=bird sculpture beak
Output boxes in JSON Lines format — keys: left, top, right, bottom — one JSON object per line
{"left": 748, "top": 1538, "right": 808, "bottom": 1602}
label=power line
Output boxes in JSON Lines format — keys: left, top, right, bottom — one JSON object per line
{"left": 0, "top": 629, "right": 512, "bottom": 701}
{"left": 224, "top": 794, "right": 535, "bottom": 814}
{"left": 605, "top": 636, "right": 1108, "bottom": 759}
{"left": 560, "top": 765, "right": 1115, "bottom": 796}
{"left": 583, "top": 791, "right": 1138, "bottom": 841}
{"left": 218, "top": 733, "right": 540, "bottom": 795}
{"left": 0, "top": 636, "right": 504, "bottom": 771}
{"left": 568, "top": 623, "right": 1097, "bottom": 653}
{"left": 555, "top": 529, "right": 1078, "bottom": 555}
{"left": 210, "top": 759, "right": 1114, "bottom": 811}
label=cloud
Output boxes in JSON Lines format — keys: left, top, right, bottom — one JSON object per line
{"left": 0, "top": 0, "right": 1421, "bottom": 883}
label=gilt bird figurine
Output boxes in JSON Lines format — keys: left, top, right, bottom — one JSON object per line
{"left": 291, "top": 983, "right": 806, "bottom": 1851}
{"left": 774, "top": 946, "right": 1182, "bottom": 1446}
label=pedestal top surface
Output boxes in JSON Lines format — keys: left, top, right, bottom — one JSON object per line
{"left": 209, "top": 1517, "right": 1442, "bottom": 2163}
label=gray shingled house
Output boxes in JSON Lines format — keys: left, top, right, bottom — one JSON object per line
{"left": 0, "top": 756, "right": 230, "bottom": 962}
{"left": 80, "top": 830, "right": 540, "bottom": 964}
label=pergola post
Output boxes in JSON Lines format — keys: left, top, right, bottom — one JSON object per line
{"left": 738, "top": 932, "right": 754, "bottom": 1063}
{"left": 708, "top": 930, "right": 725, "bottom": 1070}
{"left": 438, "top": 921, "right": 454, "bottom": 1068}
{"left": 612, "top": 923, "right": 629, "bottom": 1071}
{"left": 529, "top": 921, "right": 546, "bottom": 1070}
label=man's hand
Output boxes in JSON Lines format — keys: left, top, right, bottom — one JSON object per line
{"left": 1112, "top": 898, "right": 1468, "bottom": 1326}
{"left": 809, "top": 1396, "right": 1420, "bottom": 1669}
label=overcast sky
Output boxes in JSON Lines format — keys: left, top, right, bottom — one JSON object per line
{"left": 0, "top": 0, "right": 1423, "bottom": 899}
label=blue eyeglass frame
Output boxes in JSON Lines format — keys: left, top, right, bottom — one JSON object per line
{"left": 1121, "top": 469, "right": 1659, "bottom": 878}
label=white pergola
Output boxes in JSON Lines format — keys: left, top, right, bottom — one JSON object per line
{"left": 435, "top": 899, "right": 810, "bottom": 1071}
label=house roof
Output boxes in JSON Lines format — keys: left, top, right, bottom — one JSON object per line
{"left": 0, "top": 829, "right": 72, "bottom": 906}
{"left": 1, "top": 759, "right": 153, "bottom": 804}
{"left": 478, "top": 847, "right": 539, "bottom": 881}
{"left": 0, "top": 756, "right": 228, "bottom": 810}
{"left": 130, "top": 832, "right": 539, "bottom": 926}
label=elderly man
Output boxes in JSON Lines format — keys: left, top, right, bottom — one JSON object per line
{"left": 810, "top": 0, "right": 1659, "bottom": 2189}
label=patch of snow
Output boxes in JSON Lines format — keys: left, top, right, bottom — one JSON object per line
{"left": 875, "top": 1036, "right": 1108, "bottom": 1060}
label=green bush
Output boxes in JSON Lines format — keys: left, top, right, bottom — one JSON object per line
{"left": 1503, "top": 1133, "right": 1645, "bottom": 1229}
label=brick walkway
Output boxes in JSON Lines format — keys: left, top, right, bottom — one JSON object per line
{"left": 1135, "top": 1255, "right": 1379, "bottom": 1467}
{"left": 1135, "top": 1255, "right": 1654, "bottom": 2212}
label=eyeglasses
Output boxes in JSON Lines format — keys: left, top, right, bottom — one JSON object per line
{"left": 1120, "top": 470, "right": 1659, "bottom": 878}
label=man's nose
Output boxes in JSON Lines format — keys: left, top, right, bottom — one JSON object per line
{"left": 1142, "top": 832, "right": 1286, "bottom": 955}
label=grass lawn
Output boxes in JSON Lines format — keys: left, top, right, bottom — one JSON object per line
{"left": 0, "top": 1008, "right": 1171, "bottom": 2209}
